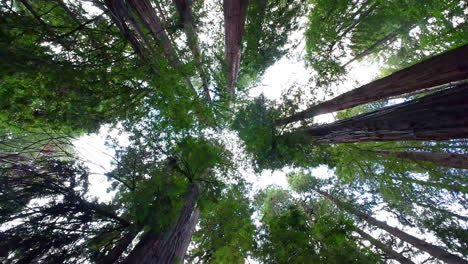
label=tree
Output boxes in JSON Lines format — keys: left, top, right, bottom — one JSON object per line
{"left": 253, "top": 187, "right": 382, "bottom": 263}
{"left": 373, "top": 150, "right": 468, "bottom": 169}
{"left": 0, "top": 155, "right": 135, "bottom": 263}
{"left": 188, "top": 183, "right": 255, "bottom": 263}
{"left": 305, "top": 0, "right": 467, "bottom": 85}
{"left": 354, "top": 227, "right": 415, "bottom": 264}
{"left": 223, "top": 0, "right": 249, "bottom": 94}
{"left": 288, "top": 83, "right": 468, "bottom": 143}
{"left": 238, "top": 0, "right": 306, "bottom": 89}
{"left": 288, "top": 173, "right": 468, "bottom": 264}
{"left": 276, "top": 44, "right": 468, "bottom": 126}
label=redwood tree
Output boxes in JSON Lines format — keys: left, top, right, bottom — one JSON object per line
{"left": 289, "top": 83, "right": 468, "bottom": 143}
{"left": 277, "top": 44, "right": 468, "bottom": 126}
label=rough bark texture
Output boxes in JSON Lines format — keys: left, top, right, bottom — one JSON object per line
{"left": 173, "top": 0, "right": 211, "bottom": 101}
{"left": 223, "top": 0, "right": 249, "bottom": 94}
{"left": 375, "top": 150, "right": 468, "bottom": 169}
{"left": 103, "top": 0, "right": 197, "bottom": 93}
{"left": 277, "top": 44, "right": 468, "bottom": 126}
{"left": 354, "top": 227, "right": 415, "bottom": 264}
{"left": 291, "top": 83, "right": 468, "bottom": 143}
{"left": 98, "top": 227, "right": 140, "bottom": 264}
{"left": 315, "top": 189, "right": 468, "bottom": 264}
{"left": 122, "top": 183, "right": 200, "bottom": 264}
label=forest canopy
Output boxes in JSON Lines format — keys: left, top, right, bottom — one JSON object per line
{"left": 1, "top": 0, "right": 467, "bottom": 263}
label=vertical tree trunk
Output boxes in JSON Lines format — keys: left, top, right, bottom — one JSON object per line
{"left": 173, "top": 0, "right": 211, "bottom": 101}
{"left": 224, "top": 0, "right": 249, "bottom": 94}
{"left": 354, "top": 227, "right": 415, "bottom": 264}
{"left": 98, "top": 227, "right": 140, "bottom": 264}
{"left": 313, "top": 188, "right": 468, "bottom": 264}
{"left": 375, "top": 150, "right": 468, "bottom": 169}
{"left": 276, "top": 44, "right": 468, "bottom": 126}
{"left": 122, "top": 183, "right": 201, "bottom": 264}
{"left": 288, "top": 83, "right": 468, "bottom": 143}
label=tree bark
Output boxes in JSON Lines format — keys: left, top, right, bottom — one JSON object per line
{"left": 223, "top": 0, "right": 249, "bottom": 94}
{"left": 288, "top": 83, "right": 468, "bottom": 143}
{"left": 98, "top": 227, "right": 140, "bottom": 264}
{"left": 173, "top": 0, "right": 211, "bottom": 101}
{"left": 313, "top": 188, "right": 468, "bottom": 264}
{"left": 276, "top": 44, "right": 468, "bottom": 126}
{"left": 354, "top": 227, "right": 415, "bottom": 264}
{"left": 375, "top": 150, "right": 468, "bottom": 169}
{"left": 122, "top": 183, "right": 201, "bottom": 264}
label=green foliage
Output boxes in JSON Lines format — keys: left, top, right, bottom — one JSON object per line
{"left": 239, "top": 0, "right": 306, "bottom": 89}
{"left": 305, "top": 0, "right": 467, "bottom": 86}
{"left": 254, "top": 186, "right": 382, "bottom": 263}
{"left": 189, "top": 184, "right": 255, "bottom": 263}
{"left": 232, "top": 96, "right": 335, "bottom": 171}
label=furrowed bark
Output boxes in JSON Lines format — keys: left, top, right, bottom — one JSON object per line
{"left": 223, "top": 0, "right": 249, "bottom": 94}
{"left": 314, "top": 188, "right": 468, "bottom": 264}
{"left": 375, "top": 150, "right": 468, "bottom": 169}
{"left": 173, "top": 0, "right": 211, "bottom": 101}
{"left": 354, "top": 227, "right": 415, "bottom": 264}
{"left": 289, "top": 83, "right": 468, "bottom": 143}
{"left": 98, "top": 227, "right": 140, "bottom": 264}
{"left": 122, "top": 183, "right": 200, "bottom": 264}
{"left": 276, "top": 44, "right": 468, "bottom": 126}
{"left": 104, "top": 0, "right": 198, "bottom": 94}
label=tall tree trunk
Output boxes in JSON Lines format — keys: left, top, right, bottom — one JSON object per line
{"left": 341, "top": 30, "right": 400, "bottom": 68}
{"left": 122, "top": 183, "right": 200, "bottom": 264}
{"left": 412, "top": 200, "right": 468, "bottom": 222}
{"left": 173, "top": 0, "right": 211, "bottom": 101}
{"left": 98, "top": 227, "right": 140, "bottom": 264}
{"left": 287, "top": 83, "right": 468, "bottom": 143}
{"left": 354, "top": 227, "right": 415, "bottom": 264}
{"left": 375, "top": 150, "right": 468, "bottom": 169}
{"left": 313, "top": 188, "right": 468, "bottom": 264}
{"left": 104, "top": 0, "right": 197, "bottom": 94}
{"left": 385, "top": 174, "right": 468, "bottom": 193}
{"left": 223, "top": 0, "right": 249, "bottom": 94}
{"left": 276, "top": 44, "right": 468, "bottom": 126}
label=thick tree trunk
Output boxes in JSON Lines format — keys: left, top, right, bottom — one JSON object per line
{"left": 173, "top": 0, "right": 211, "bottom": 101}
{"left": 314, "top": 188, "right": 468, "bottom": 264}
{"left": 122, "top": 183, "right": 200, "bottom": 264}
{"left": 354, "top": 227, "right": 415, "bottom": 264}
{"left": 289, "top": 83, "right": 468, "bottom": 143}
{"left": 223, "top": 0, "right": 249, "bottom": 94}
{"left": 375, "top": 150, "right": 468, "bottom": 169}
{"left": 98, "top": 227, "right": 140, "bottom": 264}
{"left": 276, "top": 44, "right": 468, "bottom": 126}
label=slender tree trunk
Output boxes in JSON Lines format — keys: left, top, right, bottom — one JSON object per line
{"left": 223, "top": 0, "right": 249, "bottom": 94}
{"left": 287, "top": 83, "right": 468, "bottom": 143}
{"left": 122, "top": 183, "right": 201, "bottom": 264}
{"left": 386, "top": 175, "right": 468, "bottom": 193}
{"left": 354, "top": 227, "right": 415, "bottom": 264}
{"left": 413, "top": 200, "right": 468, "bottom": 222}
{"left": 313, "top": 188, "right": 468, "bottom": 264}
{"left": 375, "top": 150, "right": 468, "bottom": 169}
{"left": 173, "top": 0, "right": 211, "bottom": 101}
{"left": 342, "top": 31, "right": 400, "bottom": 68}
{"left": 98, "top": 227, "right": 140, "bottom": 264}
{"left": 276, "top": 44, "right": 468, "bottom": 126}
